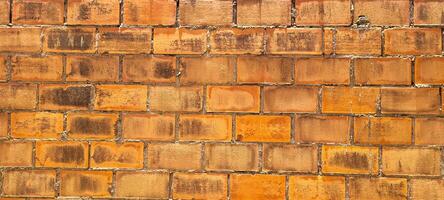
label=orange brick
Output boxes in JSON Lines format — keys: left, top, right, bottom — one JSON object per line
{"left": 0, "top": 0, "right": 9, "bottom": 24}
{"left": 322, "top": 86, "right": 379, "bottom": 114}
{"left": 66, "top": 55, "right": 119, "bottom": 82}
{"left": 263, "top": 144, "right": 318, "bottom": 172}
{"left": 354, "top": 117, "right": 412, "bottom": 145}
{"left": 154, "top": 28, "right": 207, "bottom": 54}
{"left": 60, "top": 170, "right": 112, "bottom": 197}
{"left": 150, "top": 86, "right": 203, "bottom": 112}
{"left": 266, "top": 28, "right": 323, "bottom": 55}
{"left": 67, "top": 0, "right": 119, "bottom": 25}
{"left": 354, "top": 58, "right": 412, "bottom": 85}
{"left": 67, "top": 112, "right": 118, "bottom": 139}
{"left": 39, "top": 84, "right": 92, "bottom": 110}
{"left": 237, "top": 56, "right": 293, "bottom": 84}
{"left": 237, "top": 0, "right": 291, "bottom": 25}
{"left": 124, "top": 0, "right": 176, "bottom": 25}
{"left": 354, "top": 0, "right": 410, "bottom": 26}
{"left": 323, "top": 28, "right": 335, "bottom": 55}
{"left": 0, "top": 56, "right": 6, "bottom": 81}
{"left": 0, "top": 83, "right": 37, "bottom": 109}
{"left": 384, "top": 28, "right": 442, "bottom": 55}
{"left": 210, "top": 28, "right": 264, "bottom": 54}
{"left": 236, "top": 115, "right": 291, "bottom": 142}
{"left": 334, "top": 28, "right": 382, "bottom": 55}
{"left": 382, "top": 147, "right": 441, "bottom": 176}
{"left": 415, "top": 57, "right": 444, "bottom": 84}
{"left": 12, "top": 0, "right": 64, "bottom": 25}
{"left": 2, "top": 170, "right": 56, "bottom": 197}
{"left": 91, "top": 142, "right": 144, "bottom": 169}
{"left": 349, "top": 177, "right": 408, "bottom": 200}
{"left": 11, "top": 112, "right": 63, "bottom": 139}
{"left": 173, "top": 173, "right": 227, "bottom": 199}
{"left": 230, "top": 174, "right": 285, "bottom": 200}
{"left": 123, "top": 55, "right": 176, "bottom": 83}
{"left": 206, "top": 86, "right": 260, "bottom": 112}
{"left": 179, "top": 56, "right": 235, "bottom": 84}
{"left": 414, "top": 0, "right": 444, "bottom": 25}
{"left": 415, "top": 118, "right": 444, "bottom": 145}
{"left": 0, "top": 112, "right": 7, "bottom": 138}
{"left": 0, "top": 142, "right": 32, "bottom": 166}
{"left": 295, "top": 58, "right": 350, "bottom": 84}
{"left": 295, "top": 115, "right": 350, "bottom": 143}
{"left": 11, "top": 55, "right": 63, "bottom": 81}
{"left": 115, "top": 172, "right": 169, "bottom": 198}
{"left": 295, "top": 0, "right": 351, "bottom": 25}
{"left": 289, "top": 176, "right": 346, "bottom": 200}
{"left": 122, "top": 114, "right": 175, "bottom": 141}
{"left": 179, "top": 0, "right": 232, "bottom": 26}
{"left": 98, "top": 28, "right": 152, "bottom": 54}
{"left": 322, "top": 145, "right": 379, "bottom": 174}
{"left": 94, "top": 85, "right": 147, "bottom": 111}
{"left": 264, "top": 86, "right": 319, "bottom": 113}
{"left": 381, "top": 88, "right": 440, "bottom": 114}
{"left": 35, "top": 141, "right": 88, "bottom": 168}
{"left": 43, "top": 27, "right": 96, "bottom": 53}
{"left": 205, "top": 143, "right": 258, "bottom": 171}
{"left": 411, "top": 179, "right": 444, "bottom": 200}
{"left": 148, "top": 143, "right": 201, "bottom": 170}
{"left": 0, "top": 28, "right": 41, "bottom": 52}
{"left": 179, "top": 114, "right": 232, "bottom": 141}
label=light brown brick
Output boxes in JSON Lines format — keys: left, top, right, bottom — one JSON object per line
{"left": 263, "top": 144, "right": 318, "bottom": 172}
{"left": 205, "top": 143, "right": 258, "bottom": 171}
{"left": 354, "top": 117, "right": 412, "bottom": 145}
{"left": 384, "top": 28, "right": 442, "bottom": 55}
{"left": 0, "top": 56, "right": 6, "bottom": 81}
{"left": 206, "top": 86, "right": 260, "bottom": 112}
{"left": 91, "top": 142, "right": 144, "bottom": 169}
{"left": 350, "top": 177, "right": 407, "bottom": 200}
{"left": 67, "top": 0, "right": 119, "bottom": 25}
{"left": 354, "top": 0, "right": 410, "bottom": 26}
{"left": 295, "top": 0, "right": 351, "bottom": 25}
{"left": 264, "top": 86, "right": 319, "bottom": 113}
{"left": 179, "top": 114, "right": 232, "bottom": 141}
{"left": 13, "top": 0, "right": 64, "bottom": 25}
{"left": 67, "top": 112, "right": 118, "bottom": 139}
{"left": 11, "top": 55, "right": 63, "bottom": 81}
{"left": 148, "top": 143, "right": 201, "bottom": 170}
{"left": 335, "top": 28, "right": 382, "bottom": 55}
{"left": 415, "top": 118, "right": 444, "bottom": 145}
{"left": 154, "top": 28, "right": 207, "bottom": 54}
{"left": 0, "top": 28, "right": 41, "bottom": 52}
{"left": 382, "top": 147, "right": 441, "bottom": 176}
{"left": 179, "top": 0, "right": 232, "bottom": 26}
{"left": 236, "top": 115, "right": 291, "bottom": 142}
{"left": 43, "top": 27, "right": 96, "bottom": 53}
{"left": 295, "top": 58, "right": 350, "bottom": 84}
{"left": 94, "top": 85, "right": 147, "bottom": 111}
{"left": 323, "top": 28, "right": 335, "bottom": 55}
{"left": 123, "top": 0, "right": 176, "bottom": 25}
{"left": 230, "top": 174, "right": 285, "bottom": 200}
{"left": 66, "top": 55, "right": 119, "bottom": 82}
{"left": 414, "top": 0, "right": 444, "bottom": 25}
{"left": 354, "top": 58, "right": 412, "bottom": 85}
{"left": 237, "top": 56, "right": 293, "bottom": 84}
{"left": 237, "top": 0, "right": 291, "bottom": 25}
{"left": 411, "top": 179, "right": 444, "bottom": 200}
{"left": 415, "top": 57, "right": 444, "bottom": 84}
{"left": 11, "top": 112, "right": 63, "bottom": 139}
{"left": 0, "top": 0, "right": 9, "bottom": 24}
{"left": 123, "top": 55, "right": 176, "bottom": 83}
{"left": 210, "top": 28, "right": 265, "bottom": 54}
{"left": 98, "top": 28, "right": 152, "bottom": 54}
{"left": 266, "top": 28, "right": 323, "bottom": 55}
{"left": 0, "top": 113, "right": 7, "bottom": 138}
{"left": 322, "top": 86, "right": 379, "bottom": 114}
{"left": 39, "top": 84, "right": 92, "bottom": 110}
{"left": 381, "top": 88, "right": 440, "bottom": 114}
{"left": 60, "top": 170, "right": 112, "bottom": 197}
{"left": 179, "top": 56, "right": 235, "bottom": 84}
{"left": 0, "top": 83, "right": 37, "bottom": 109}
{"left": 150, "top": 86, "right": 203, "bottom": 112}
{"left": 173, "top": 173, "right": 227, "bottom": 200}
{"left": 322, "top": 145, "right": 379, "bottom": 174}
{"left": 2, "top": 170, "right": 56, "bottom": 197}
{"left": 115, "top": 172, "right": 169, "bottom": 198}
{"left": 122, "top": 114, "right": 175, "bottom": 141}
{"left": 289, "top": 176, "right": 346, "bottom": 200}
{"left": 35, "top": 141, "right": 88, "bottom": 168}
{"left": 0, "top": 142, "right": 33, "bottom": 166}
{"left": 295, "top": 115, "right": 350, "bottom": 143}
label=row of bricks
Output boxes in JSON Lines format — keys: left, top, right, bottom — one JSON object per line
{"left": 2, "top": 55, "right": 444, "bottom": 85}
{"left": 0, "top": 27, "right": 443, "bottom": 55}
{"left": 1, "top": 0, "right": 444, "bottom": 26}
{"left": 1, "top": 171, "right": 443, "bottom": 199}
{"left": 1, "top": 112, "right": 444, "bottom": 145}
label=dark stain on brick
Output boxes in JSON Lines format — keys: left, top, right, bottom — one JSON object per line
{"left": 213, "top": 32, "right": 256, "bottom": 50}
{"left": 13, "top": 173, "right": 55, "bottom": 195}
{"left": 92, "top": 146, "right": 113, "bottom": 164}
{"left": 70, "top": 117, "right": 113, "bottom": 136}
{"left": 19, "top": 2, "right": 42, "bottom": 20}
{"left": 41, "top": 86, "right": 92, "bottom": 107}
{"left": 47, "top": 145, "right": 85, "bottom": 164}
{"left": 414, "top": 32, "right": 426, "bottom": 49}
{"left": 417, "top": 5, "right": 428, "bottom": 21}
{"left": 276, "top": 32, "right": 316, "bottom": 52}
{"left": 331, "top": 152, "right": 369, "bottom": 169}
{"left": 154, "top": 62, "right": 175, "bottom": 79}
{"left": 79, "top": 175, "right": 99, "bottom": 191}
{"left": 101, "top": 32, "right": 148, "bottom": 42}
{"left": 181, "top": 119, "right": 204, "bottom": 136}
{"left": 171, "top": 38, "right": 204, "bottom": 52}
{"left": 174, "top": 177, "right": 224, "bottom": 194}
{"left": 78, "top": 4, "right": 91, "bottom": 20}
{"left": 78, "top": 60, "right": 92, "bottom": 76}
{"left": 46, "top": 29, "right": 94, "bottom": 50}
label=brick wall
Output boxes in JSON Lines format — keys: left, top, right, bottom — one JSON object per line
{"left": 0, "top": 0, "right": 443, "bottom": 199}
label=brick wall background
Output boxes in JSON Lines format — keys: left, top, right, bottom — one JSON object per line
{"left": 0, "top": 0, "right": 443, "bottom": 199}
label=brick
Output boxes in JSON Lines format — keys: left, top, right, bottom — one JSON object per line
{"left": 115, "top": 172, "right": 169, "bottom": 198}
{"left": 264, "top": 86, "right": 319, "bottom": 113}
{"left": 205, "top": 143, "right": 258, "bottom": 171}
{"left": 382, "top": 147, "right": 441, "bottom": 176}
{"left": 0, "top": 83, "right": 37, "bottom": 109}
{"left": 411, "top": 179, "right": 444, "bottom": 200}
{"left": 66, "top": 55, "right": 119, "bottom": 82}
{"left": 0, "top": 0, "right": 9, "bottom": 24}
{"left": 414, "top": 0, "right": 444, "bottom": 25}
{"left": 237, "top": 0, "right": 291, "bottom": 25}
{"left": 154, "top": 28, "right": 207, "bottom": 54}
{"left": 0, "top": 28, "right": 41, "bottom": 52}
{"left": 35, "top": 141, "right": 88, "bottom": 168}
{"left": 350, "top": 177, "right": 407, "bottom": 200}
{"left": 91, "top": 142, "right": 144, "bottom": 169}
{"left": 206, "top": 86, "right": 260, "bottom": 112}
{"left": 150, "top": 86, "right": 203, "bottom": 112}
{"left": 94, "top": 85, "right": 147, "bottom": 111}
{"left": 263, "top": 144, "right": 318, "bottom": 172}
{"left": 384, "top": 28, "right": 442, "bottom": 55}
{"left": 236, "top": 115, "right": 291, "bottom": 142}
{"left": 11, "top": 55, "right": 63, "bottom": 81}
{"left": 179, "top": 56, "right": 235, "bottom": 84}
{"left": 11, "top": 112, "right": 63, "bottom": 139}
{"left": 295, "top": 58, "right": 350, "bottom": 84}
{"left": 415, "top": 57, "right": 444, "bottom": 84}
{"left": 415, "top": 118, "right": 444, "bottom": 145}
{"left": 179, "top": 0, "right": 232, "bottom": 26}
{"left": 67, "top": 0, "right": 119, "bottom": 25}
{"left": 354, "top": 58, "right": 412, "bottom": 85}
{"left": 334, "top": 28, "right": 382, "bottom": 55}
{"left": 122, "top": 114, "right": 175, "bottom": 141}
{"left": 295, "top": 115, "right": 350, "bottom": 143}
{"left": 266, "top": 28, "right": 323, "bottom": 55}
{"left": 322, "top": 87, "right": 379, "bottom": 114}
{"left": 322, "top": 145, "right": 379, "bottom": 174}
{"left": 354, "top": 117, "right": 412, "bottom": 145}
{"left": 323, "top": 28, "right": 335, "bottom": 55}
{"left": 0, "top": 56, "right": 6, "bottom": 81}
{"left": 381, "top": 88, "right": 440, "bottom": 114}
{"left": 0, "top": 113, "right": 7, "bottom": 138}
{"left": 295, "top": 0, "right": 351, "bottom": 25}
{"left": 179, "top": 114, "right": 232, "bottom": 141}
{"left": 98, "top": 28, "right": 152, "bottom": 54}
{"left": 123, "top": 55, "right": 176, "bottom": 83}
{"left": 210, "top": 28, "right": 265, "bottom": 54}
{"left": 0, "top": 142, "right": 32, "bottom": 166}
{"left": 354, "top": 0, "right": 410, "bottom": 26}
{"left": 60, "top": 170, "right": 112, "bottom": 197}
{"left": 12, "top": 0, "right": 64, "bottom": 25}
{"left": 2, "top": 170, "right": 56, "bottom": 197}
{"left": 124, "top": 0, "right": 176, "bottom": 25}
{"left": 289, "top": 176, "right": 346, "bottom": 200}
{"left": 67, "top": 112, "right": 118, "bottom": 139}
{"left": 237, "top": 56, "right": 293, "bottom": 84}
{"left": 43, "top": 27, "right": 96, "bottom": 53}
{"left": 173, "top": 173, "right": 227, "bottom": 199}
{"left": 230, "top": 174, "right": 285, "bottom": 200}
{"left": 148, "top": 143, "right": 201, "bottom": 170}
{"left": 39, "top": 84, "right": 92, "bottom": 110}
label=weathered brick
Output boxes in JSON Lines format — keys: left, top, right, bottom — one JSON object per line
{"left": 295, "top": 115, "right": 350, "bottom": 143}
{"left": 415, "top": 118, "right": 444, "bottom": 145}
{"left": 0, "top": 0, "right": 9, "bottom": 24}
{"left": 90, "top": 142, "right": 144, "bottom": 169}
{"left": 123, "top": 55, "right": 176, "bottom": 83}
{"left": 94, "top": 85, "right": 147, "bottom": 111}
{"left": 66, "top": 55, "right": 119, "bottom": 82}
{"left": 154, "top": 28, "right": 207, "bottom": 54}
{"left": 124, "top": 0, "right": 176, "bottom": 25}
{"left": 322, "top": 145, "right": 379, "bottom": 174}
{"left": 0, "top": 83, "right": 37, "bottom": 109}
{"left": 179, "top": 56, "right": 235, "bottom": 84}
{"left": 381, "top": 88, "right": 440, "bottom": 114}
{"left": 349, "top": 177, "right": 408, "bottom": 200}
{"left": 264, "top": 86, "right": 319, "bottom": 113}
{"left": 150, "top": 86, "right": 203, "bottom": 112}
{"left": 173, "top": 173, "right": 227, "bottom": 199}
{"left": 295, "top": 0, "right": 351, "bottom": 25}
{"left": 2, "top": 170, "right": 56, "bottom": 197}
{"left": 115, "top": 172, "right": 169, "bottom": 198}
{"left": 122, "top": 114, "right": 175, "bottom": 141}
{"left": 67, "top": 112, "right": 118, "bottom": 139}
{"left": 322, "top": 87, "right": 379, "bottom": 114}
{"left": 236, "top": 115, "right": 291, "bottom": 142}
{"left": 39, "top": 84, "right": 92, "bottom": 110}
{"left": 0, "top": 112, "right": 7, "bottom": 138}
{"left": 11, "top": 112, "right": 63, "bottom": 139}
{"left": 237, "top": 56, "right": 293, "bottom": 84}
{"left": 415, "top": 57, "right": 444, "bottom": 84}
{"left": 67, "top": 0, "right": 119, "bottom": 25}
{"left": 205, "top": 143, "right": 258, "bottom": 171}
{"left": 0, "top": 28, "right": 41, "bottom": 52}
{"left": 13, "top": 0, "right": 64, "bottom": 25}
{"left": 414, "top": 0, "right": 444, "bottom": 25}
{"left": 289, "top": 176, "right": 346, "bottom": 200}
{"left": 11, "top": 55, "right": 63, "bottom": 81}
{"left": 237, "top": 0, "right": 291, "bottom": 25}
{"left": 334, "top": 28, "right": 382, "bottom": 55}
{"left": 230, "top": 174, "right": 285, "bottom": 200}
{"left": 35, "top": 141, "right": 88, "bottom": 168}
{"left": 0, "top": 142, "right": 33, "bottom": 166}
{"left": 179, "top": 114, "right": 232, "bottom": 141}
{"left": 60, "top": 170, "right": 112, "bottom": 197}
{"left": 382, "top": 147, "right": 441, "bottom": 176}
{"left": 411, "top": 179, "right": 444, "bottom": 200}
{"left": 354, "top": 117, "right": 412, "bottom": 145}
{"left": 206, "top": 86, "right": 260, "bottom": 112}
{"left": 354, "top": 58, "right": 412, "bottom": 85}
{"left": 354, "top": 0, "right": 410, "bottom": 26}
{"left": 148, "top": 143, "right": 201, "bottom": 170}
{"left": 43, "top": 27, "right": 96, "bottom": 53}
{"left": 263, "top": 144, "right": 318, "bottom": 172}
{"left": 0, "top": 56, "right": 6, "bottom": 81}
{"left": 295, "top": 58, "right": 350, "bottom": 84}
{"left": 210, "top": 28, "right": 265, "bottom": 54}
{"left": 179, "top": 0, "right": 232, "bottom": 26}
{"left": 266, "top": 28, "right": 323, "bottom": 55}
{"left": 323, "top": 28, "right": 335, "bottom": 55}
{"left": 384, "top": 28, "right": 442, "bottom": 55}
{"left": 98, "top": 28, "right": 152, "bottom": 54}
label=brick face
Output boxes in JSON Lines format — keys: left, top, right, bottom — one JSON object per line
{"left": 123, "top": 0, "right": 176, "bottom": 25}
{"left": 354, "top": 117, "right": 412, "bottom": 145}
{"left": 13, "top": 0, "right": 64, "bottom": 25}
{"left": 289, "top": 176, "right": 346, "bottom": 200}
{"left": 264, "top": 86, "right": 319, "bottom": 113}
{"left": 230, "top": 174, "right": 286, "bottom": 200}
{"left": 116, "top": 172, "right": 169, "bottom": 198}
{"left": 381, "top": 88, "right": 440, "bottom": 114}
{"left": 384, "top": 28, "right": 442, "bottom": 55}
{"left": 354, "top": 58, "right": 412, "bottom": 85}
{"left": 238, "top": 56, "right": 293, "bottom": 84}
{"left": 11, "top": 112, "right": 63, "bottom": 139}
{"left": 60, "top": 170, "right": 113, "bottom": 197}
{"left": 295, "top": 58, "right": 350, "bottom": 84}
{"left": 415, "top": 57, "right": 444, "bottom": 84}
{"left": 66, "top": 55, "right": 119, "bottom": 82}
{"left": 67, "top": 0, "right": 120, "bottom": 25}
{"left": 0, "top": 28, "right": 42, "bottom": 52}
{"left": 11, "top": 55, "right": 63, "bottom": 81}
{"left": 266, "top": 28, "right": 323, "bottom": 55}
{"left": 414, "top": 0, "right": 444, "bottom": 25}
{"left": 91, "top": 142, "right": 144, "bottom": 169}
{"left": 295, "top": 0, "right": 351, "bottom": 25}
{"left": 295, "top": 115, "right": 350, "bottom": 143}
{"left": 382, "top": 147, "right": 441, "bottom": 176}
{"left": 154, "top": 28, "right": 207, "bottom": 54}
{"left": 173, "top": 173, "right": 227, "bottom": 199}
{"left": 322, "top": 145, "right": 379, "bottom": 174}
{"left": 322, "top": 87, "right": 379, "bottom": 114}
{"left": 237, "top": 0, "right": 291, "bottom": 25}
{"left": 3, "top": 170, "right": 56, "bottom": 197}
{"left": 179, "top": 0, "right": 232, "bottom": 26}
{"left": 210, "top": 28, "right": 265, "bottom": 54}
{"left": 206, "top": 86, "right": 260, "bottom": 112}
{"left": 236, "top": 115, "right": 291, "bottom": 142}
{"left": 354, "top": 0, "right": 410, "bottom": 26}
{"left": 263, "top": 144, "right": 318, "bottom": 172}
{"left": 0, "top": 142, "right": 33, "bottom": 166}
{"left": 349, "top": 177, "right": 408, "bottom": 200}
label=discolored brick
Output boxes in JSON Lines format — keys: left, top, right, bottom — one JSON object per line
{"left": 354, "top": 0, "right": 410, "bottom": 26}
{"left": 123, "top": 55, "right": 176, "bottom": 83}
{"left": 414, "top": 0, "right": 444, "bottom": 25}
{"left": 334, "top": 28, "right": 382, "bottom": 55}
{"left": 67, "top": 112, "right": 118, "bottom": 139}
{"left": 384, "top": 28, "right": 442, "bottom": 55}
{"left": 295, "top": 115, "right": 350, "bottom": 143}
{"left": 35, "top": 141, "right": 88, "bottom": 168}
{"left": 154, "top": 28, "right": 207, "bottom": 54}
{"left": 354, "top": 58, "right": 412, "bottom": 85}
{"left": 264, "top": 86, "right": 319, "bottom": 113}
{"left": 381, "top": 88, "right": 440, "bottom": 114}
{"left": 60, "top": 170, "right": 113, "bottom": 197}
{"left": 11, "top": 112, "right": 63, "bottom": 139}
{"left": 13, "top": 0, "right": 64, "bottom": 25}
{"left": 115, "top": 172, "right": 169, "bottom": 198}
{"left": 322, "top": 145, "right": 379, "bottom": 174}
{"left": 43, "top": 27, "right": 96, "bottom": 53}
{"left": 349, "top": 177, "right": 407, "bottom": 200}
{"left": 173, "top": 173, "right": 228, "bottom": 199}
{"left": 415, "top": 57, "right": 444, "bottom": 84}
{"left": 411, "top": 179, "right": 444, "bottom": 200}
{"left": 66, "top": 55, "right": 119, "bottom": 82}
{"left": 382, "top": 147, "right": 441, "bottom": 176}
{"left": 230, "top": 174, "right": 286, "bottom": 200}
{"left": 0, "top": 83, "right": 37, "bottom": 109}
{"left": 237, "top": 56, "right": 293, "bottom": 84}
{"left": 179, "top": 56, "right": 235, "bottom": 84}
{"left": 179, "top": 0, "right": 232, "bottom": 26}
{"left": 0, "top": 28, "right": 42, "bottom": 52}
{"left": 415, "top": 118, "right": 444, "bottom": 145}
{"left": 94, "top": 85, "right": 148, "bottom": 111}
{"left": 205, "top": 143, "right": 258, "bottom": 171}
{"left": 295, "top": 0, "right": 351, "bottom": 25}
{"left": 67, "top": 0, "right": 119, "bottom": 25}
{"left": 206, "top": 86, "right": 260, "bottom": 112}
{"left": 236, "top": 115, "right": 291, "bottom": 142}
{"left": 289, "top": 176, "right": 346, "bottom": 200}
{"left": 0, "top": 142, "right": 33, "bottom": 166}
{"left": 2, "top": 170, "right": 56, "bottom": 197}
{"left": 123, "top": 0, "right": 176, "bottom": 25}
{"left": 0, "top": 0, "right": 9, "bottom": 24}
{"left": 237, "top": 0, "right": 291, "bottom": 25}
{"left": 11, "top": 55, "right": 63, "bottom": 81}
{"left": 0, "top": 56, "right": 6, "bottom": 81}
{"left": 266, "top": 28, "right": 323, "bottom": 55}
{"left": 0, "top": 112, "right": 7, "bottom": 138}
{"left": 354, "top": 117, "right": 412, "bottom": 145}
{"left": 210, "top": 28, "right": 265, "bottom": 54}
{"left": 322, "top": 86, "right": 379, "bottom": 114}
{"left": 122, "top": 114, "right": 175, "bottom": 141}
{"left": 295, "top": 58, "right": 350, "bottom": 84}
{"left": 150, "top": 86, "right": 203, "bottom": 112}
{"left": 179, "top": 115, "right": 232, "bottom": 141}
{"left": 39, "top": 84, "right": 92, "bottom": 110}
{"left": 263, "top": 144, "right": 318, "bottom": 172}
{"left": 91, "top": 142, "right": 144, "bottom": 169}
{"left": 147, "top": 143, "right": 202, "bottom": 170}
{"left": 98, "top": 28, "right": 152, "bottom": 54}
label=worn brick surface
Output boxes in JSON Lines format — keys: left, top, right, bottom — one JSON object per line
{"left": 13, "top": 0, "right": 64, "bottom": 25}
